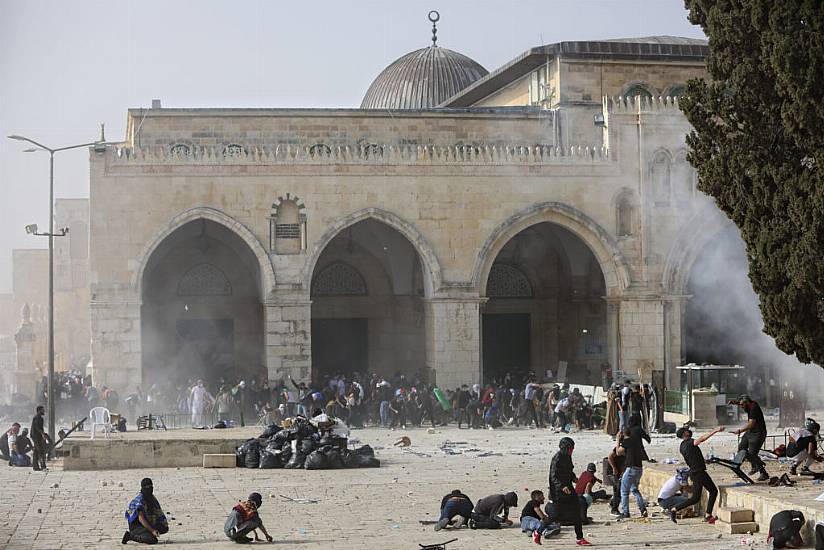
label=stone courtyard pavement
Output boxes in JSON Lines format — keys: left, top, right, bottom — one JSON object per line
{"left": 0, "top": 426, "right": 787, "bottom": 549}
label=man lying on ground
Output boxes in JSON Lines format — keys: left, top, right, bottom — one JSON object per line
{"left": 470, "top": 491, "right": 518, "bottom": 529}
{"left": 434, "top": 489, "right": 474, "bottom": 531}
{"left": 224, "top": 492, "right": 273, "bottom": 544}
{"left": 520, "top": 490, "right": 561, "bottom": 545}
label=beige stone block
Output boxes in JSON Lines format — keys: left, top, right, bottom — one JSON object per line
{"left": 203, "top": 454, "right": 236, "bottom": 468}
{"left": 717, "top": 508, "right": 754, "bottom": 524}
{"left": 715, "top": 521, "right": 758, "bottom": 535}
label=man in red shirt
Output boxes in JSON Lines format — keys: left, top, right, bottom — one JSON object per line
{"left": 575, "top": 463, "right": 610, "bottom": 506}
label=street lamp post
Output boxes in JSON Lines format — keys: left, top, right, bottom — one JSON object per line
{"left": 8, "top": 130, "right": 106, "bottom": 441}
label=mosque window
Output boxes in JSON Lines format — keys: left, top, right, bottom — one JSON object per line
{"left": 312, "top": 262, "right": 368, "bottom": 296}
{"left": 622, "top": 83, "right": 653, "bottom": 102}
{"left": 665, "top": 83, "right": 686, "bottom": 98}
{"left": 223, "top": 144, "right": 244, "bottom": 157}
{"left": 671, "top": 150, "right": 695, "bottom": 201}
{"left": 170, "top": 143, "right": 191, "bottom": 156}
{"left": 269, "top": 195, "right": 307, "bottom": 254}
{"left": 650, "top": 151, "right": 672, "bottom": 204}
{"left": 529, "top": 64, "right": 553, "bottom": 106}
{"left": 487, "top": 264, "right": 533, "bottom": 298}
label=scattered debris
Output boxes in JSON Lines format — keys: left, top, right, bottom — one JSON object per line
{"left": 279, "top": 495, "right": 318, "bottom": 505}
{"left": 101, "top": 481, "right": 107, "bottom": 487}
{"left": 394, "top": 436, "right": 412, "bottom": 447}
{"left": 476, "top": 451, "right": 502, "bottom": 458}
{"left": 50, "top": 483, "right": 59, "bottom": 489}
{"left": 403, "top": 449, "right": 432, "bottom": 458}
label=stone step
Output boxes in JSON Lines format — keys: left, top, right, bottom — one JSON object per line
{"left": 716, "top": 520, "right": 758, "bottom": 535}
{"left": 203, "top": 454, "right": 236, "bottom": 468}
{"left": 718, "top": 507, "right": 754, "bottom": 524}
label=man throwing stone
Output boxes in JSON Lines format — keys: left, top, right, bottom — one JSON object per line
{"left": 669, "top": 426, "right": 723, "bottom": 524}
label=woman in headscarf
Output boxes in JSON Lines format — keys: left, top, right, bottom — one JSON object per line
{"left": 122, "top": 478, "right": 168, "bottom": 544}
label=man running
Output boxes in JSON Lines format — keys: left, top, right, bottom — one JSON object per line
{"left": 731, "top": 395, "right": 770, "bottom": 481}
{"left": 548, "top": 437, "right": 591, "bottom": 546}
{"left": 668, "top": 426, "right": 723, "bottom": 524}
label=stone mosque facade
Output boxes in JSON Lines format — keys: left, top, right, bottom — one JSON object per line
{"left": 84, "top": 30, "right": 729, "bottom": 395}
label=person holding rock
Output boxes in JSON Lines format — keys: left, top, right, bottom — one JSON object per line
{"left": 122, "top": 478, "right": 169, "bottom": 544}
{"left": 224, "top": 492, "right": 273, "bottom": 544}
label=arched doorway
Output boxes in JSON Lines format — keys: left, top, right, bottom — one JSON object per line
{"left": 482, "top": 222, "right": 607, "bottom": 384}
{"left": 140, "top": 219, "right": 265, "bottom": 387}
{"left": 310, "top": 219, "right": 426, "bottom": 382}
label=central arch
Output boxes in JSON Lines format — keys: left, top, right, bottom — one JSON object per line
{"left": 308, "top": 217, "right": 430, "bottom": 383}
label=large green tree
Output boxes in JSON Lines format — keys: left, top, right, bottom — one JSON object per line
{"left": 681, "top": 0, "right": 824, "bottom": 367}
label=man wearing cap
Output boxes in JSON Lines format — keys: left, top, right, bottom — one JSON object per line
{"left": 657, "top": 467, "right": 691, "bottom": 512}
{"left": 123, "top": 478, "right": 168, "bottom": 544}
{"left": 731, "top": 394, "right": 771, "bottom": 481}
{"left": 224, "top": 492, "right": 273, "bottom": 543}
{"left": 668, "top": 426, "right": 724, "bottom": 524}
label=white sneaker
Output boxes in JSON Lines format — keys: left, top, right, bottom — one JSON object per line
{"left": 452, "top": 516, "right": 465, "bottom": 529}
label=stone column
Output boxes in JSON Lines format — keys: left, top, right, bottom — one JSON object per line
{"left": 606, "top": 300, "right": 620, "bottom": 382}
{"left": 89, "top": 291, "right": 142, "bottom": 395}
{"left": 617, "top": 297, "right": 664, "bottom": 383}
{"left": 663, "top": 296, "right": 689, "bottom": 390}
{"left": 14, "top": 304, "right": 38, "bottom": 399}
{"left": 424, "top": 296, "right": 483, "bottom": 389}
{"left": 264, "top": 291, "right": 311, "bottom": 384}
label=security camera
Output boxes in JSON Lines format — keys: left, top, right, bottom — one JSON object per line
{"left": 25, "top": 224, "right": 38, "bottom": 235}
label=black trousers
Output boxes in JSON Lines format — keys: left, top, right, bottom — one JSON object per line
{"left": 673, "top": 470, "right": 718, "bottom": 516}
{"left": 610, "top": 472, "right": 622, "bottom": 512}
{"left": 549, "top": 496, "right": 583, "bottom": 540}
{"left": 738, "top": 431, "right": 767, "bottom": 472}
{"left": 129, "top": 523, "right": 168, "bottom": 544}
{"left": 32, "top": 442, "right": 46, "bottom": 470}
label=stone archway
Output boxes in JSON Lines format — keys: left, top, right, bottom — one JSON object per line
{"left": 133, "top": 207, "right": 275, "bottom": 299}
{"left": 473, "top": 202, "right": 630, "bottom": 298}
{"left": 308, "top": 217, "right": 429, "bottom": 383}
{"left": 139, "top": 215, "right": 268, "bottom": 391}
{"left": 302, "top": 208, "right": 442, "bottom": 298}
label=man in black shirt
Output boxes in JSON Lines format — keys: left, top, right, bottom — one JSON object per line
{"left": 616, "top": 427, "right": 647, "bottom": 519}
{"left": 470, "top": 492, "right": 517, "bottom": 529}
{"left": 732, "top": 395, "right": 770, "bottom": 481}
{"left": 30, "top": 405, "right": 48, "bottom": 471}
{"left": 519, "top": 490, "right": 561, "bottom": 544}
{"left": 669, "top": 426, "right": 724, "bottom": 524}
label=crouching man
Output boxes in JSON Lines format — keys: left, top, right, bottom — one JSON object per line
{"left": 122, "top": 478, "right": 168, "bottom": 545}
{"left": 224, "top": 492, "right": 273, "bottom": 544}
{"left": 520, "top": 489, "right": 561, "bottom": 545}
{"left": 434, "top": 489, "right": 473, "bottom": 531}
{"left": 469, "top": 492, "right": 518, "bottom": 529}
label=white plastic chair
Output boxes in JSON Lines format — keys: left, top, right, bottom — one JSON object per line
{"left": 89, "top": 406, "right": 111, "bottom": 439}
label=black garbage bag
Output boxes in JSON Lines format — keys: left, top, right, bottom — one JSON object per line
{"left": 259, "top": 449, "right": 282, "bottom": 469}
{"left": 348, "top": 453, "right": 380, "bottom": 468}
{"left": 272, "top": 430, "right": 290, "bottom": 447}
{"left": 353, "top": 444, "right": 375, "bottom": 457}
{"left": 325, "top": 448, "right": 344, "bottom": 469}
{"left": 235, "top": 439, "right": 256, "bottom": 467}
{"left": 320, "top": 435, "right": 347, "bottom": 450}
{"left": 304, "top": 450, "right": 327, "bottom": 470}
{"left": 300, "top": 438, "right": 317, "bottom": 455}
{"left": 245, "top": 442, "right": 262, "bottom": 469}
{"left": 284, "top": 451, "right": 306, "bottom": 469}
{"left": 260, "top": 423, "right": 281, "bottom": 439}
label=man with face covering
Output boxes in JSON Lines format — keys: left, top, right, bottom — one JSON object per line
{"left": 122, "top": 478, "right": 169, "bottom": 544}
{"left": 224, "top": 492, "right": 273, "bottom": 543}
{"left": 548, "top": 437, "right": 592, "bottom": 546}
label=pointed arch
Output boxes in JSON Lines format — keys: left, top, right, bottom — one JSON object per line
{"left": 132, "top": 207, "right": 275, "bottom": 299}
{"left": 302, "top": 208, "right": 442, "bottom": 297}
{"left": 473, "top": 202, "right": 630, "bottom": 298}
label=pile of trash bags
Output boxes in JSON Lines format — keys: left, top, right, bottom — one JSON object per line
{"left": 235, "top": 414, "right": 380, "bottom": 470}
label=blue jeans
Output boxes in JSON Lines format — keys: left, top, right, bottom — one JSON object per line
{"left": 379, "top": 401, "right": 391, "bottom": 427}
{"left": 620, "top": 466, "right": 646, "bottom": 515}
{"left": 658, "top": 494, "right": 689, "bottom": 511}
{"left": 10, "top": 452, "right": 30, "bottom": 467}
{"left": 521, "top": 516, "right": 541, "bottom": 532}
{"left": 440, "top": 499, "right": 473, "bottom": 522}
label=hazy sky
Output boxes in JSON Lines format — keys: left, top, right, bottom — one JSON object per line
{"left": 0, "top": 0, "right": 705, "bottom": 293}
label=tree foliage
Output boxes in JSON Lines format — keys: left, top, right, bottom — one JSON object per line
{"left": 681, "top": 0, "right": 824, "bottom": 366}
